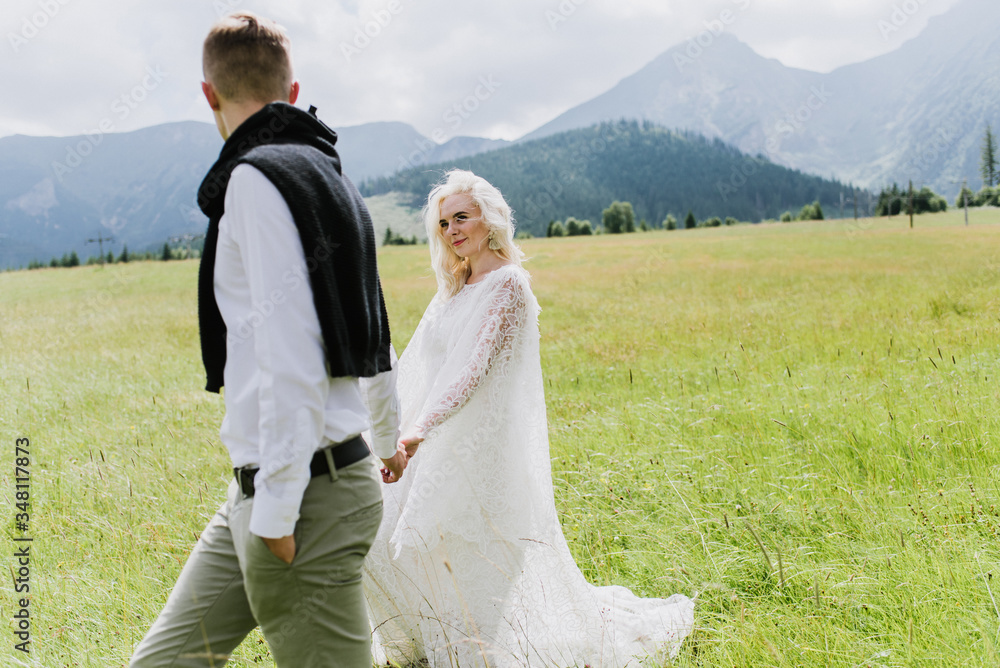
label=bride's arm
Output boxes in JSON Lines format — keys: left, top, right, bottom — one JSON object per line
{"left": 410, "top": 273, "right": 529, "bottom": 441}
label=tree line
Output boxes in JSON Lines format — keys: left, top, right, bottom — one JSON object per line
{"left": 361, "top": 120, "right": 847, "bottom": 237}
{"left": 874, "top": 184, "right": 948, "bottom": 217}
{"left": 871, "top": 124, "right": 1000, "bottom": 218}
{"left": 542, "top": 198, "right": 831, "bottom": 238}
{"left": 952, "top": 123, "right": 1000, "bottom": 208}
{"left": 23, "top": 242, "right": 199, "bottom": 270}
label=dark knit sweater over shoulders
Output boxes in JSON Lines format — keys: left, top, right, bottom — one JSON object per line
{"left": 196, "top": 102, "right": 392, "bottom": 393}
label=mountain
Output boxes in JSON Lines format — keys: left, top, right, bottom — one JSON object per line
{"left": 522, "top": 36, "right": 823, "bottom": 152}
{"left": 819, "top": 0, "right": 1000, "bottom": 191}
{"left": 0, "top": 122, "right": 220, "bottom": 270}
{"left": 521, "top": 0, "right": 1000, "bottom": 196}
{"left": 362, "top": 120, "right": 851, "bottom": 235}
{"left": 0, "top": 119, "right": 499, "bottom": 269}
{"left": 332, "top": 121, "right": 428, "bottom": 181}
{"left": 5, "top": 0, "right": 991, "bottom": 268}
{"left": 424, "top": 136, "right": 511, "bottom": 164}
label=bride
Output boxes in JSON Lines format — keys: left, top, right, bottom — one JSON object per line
{"left": 363, "top": 170, "right": 694, "bottom": 667}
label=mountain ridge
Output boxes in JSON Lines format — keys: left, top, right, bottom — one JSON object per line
{"left": 2, "top": 0, "right": 994, "bottom": 268}
{"left": 520, "top": 0, "right": 999, "bottom": 196}
{"left": 362, "top": 119, "right": 852, "bottom": 235}
{"left": 0, "top": 118, "right": 499, "bottom": 268}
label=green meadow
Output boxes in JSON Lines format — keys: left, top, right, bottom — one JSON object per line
{"left": 3, "top": 209, "right": 1000, "bottom": 666}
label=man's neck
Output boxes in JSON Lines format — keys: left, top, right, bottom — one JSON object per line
{"left": 215, "top": 99, "right": 273, "bottom": 140}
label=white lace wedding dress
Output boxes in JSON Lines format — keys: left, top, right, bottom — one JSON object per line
{"left": 363, "top": 264, "right": 694, "bottom": 667}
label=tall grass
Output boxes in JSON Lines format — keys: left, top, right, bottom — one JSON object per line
{"left": 2, "top": 210, "right": 1000, "bottom": 666}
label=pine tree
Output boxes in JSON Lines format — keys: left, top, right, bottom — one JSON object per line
{"left": 119, "top": 244, "right": 130, "bottom": 263}
{"left": 982, "top": 123, "right": 998, "bottom": 188}
{"left": 161, "top": 243, "right": 172, "bottom": 261}
{"left": 684, "top": 210, "right": 697, "bottom": 229}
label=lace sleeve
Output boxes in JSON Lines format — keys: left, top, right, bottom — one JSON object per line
{"left": 413, "top": 272, "right": 528, "bottom": 438}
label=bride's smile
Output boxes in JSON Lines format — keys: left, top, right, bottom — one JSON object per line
{"left": 439, "top": 193, "right": 489, "bottom": 257}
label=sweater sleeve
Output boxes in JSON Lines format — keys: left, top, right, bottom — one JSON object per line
{"left": 359, "top": 344, "right": 401, "bottom": 459}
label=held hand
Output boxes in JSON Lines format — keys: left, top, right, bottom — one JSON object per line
{"left": 400, "top": 433, "right": 424, "bottom": 459}
{"left": 261, "top": 534, "right": 296, "bottom": 565}
{"left": 380, "top": 444, "right": 408, "bottom": 484}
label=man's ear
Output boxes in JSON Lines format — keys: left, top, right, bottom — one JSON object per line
{"left": 288, "top": 81, "right": 300, "bottom": 105}
{"left": 202, "top": 81, "right": 222, "bottom": 111}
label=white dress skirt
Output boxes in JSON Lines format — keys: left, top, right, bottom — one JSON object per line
{"left": 363, "top": 264, "right": 694, "bottom": 667}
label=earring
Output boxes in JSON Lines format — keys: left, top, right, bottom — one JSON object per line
{"left": 488, "top": 231, "right": 502, "bottom": 251}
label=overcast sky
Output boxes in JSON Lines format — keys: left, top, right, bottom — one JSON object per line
{"left": 1, "top": 0, "right": 962, "bottom": 142}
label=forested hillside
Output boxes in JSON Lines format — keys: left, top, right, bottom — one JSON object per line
{"left": 361, "top": 121, "right": 852, "bottom": 235}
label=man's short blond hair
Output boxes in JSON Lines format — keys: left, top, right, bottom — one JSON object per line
{"left": 203, "top": 12, "right": 293, "bottom": 104}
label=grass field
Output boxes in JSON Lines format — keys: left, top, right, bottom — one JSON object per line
{"left": 3, "top": 209, "right": 1000, "bottom": 666}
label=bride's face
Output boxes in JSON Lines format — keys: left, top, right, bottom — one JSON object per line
{"left": 439, "top": 193, "right": 491, "bottom": 259}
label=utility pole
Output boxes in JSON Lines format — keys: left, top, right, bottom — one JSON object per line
{"left": 962, "top": 179, "right": 969, "bottom": 226}
{"left": 86, "top": 234, "right": 114, "bottom": 265}
{"left": 840, "top": 189, "right": 860, "bottom": 221}
{"left": 908, "top": 180, "right": 914, "bottom": 229}
{"left": 169, "top": 234, "right": 205, "bottom": 259}
{"left": 950, "top": 179, "right": 971, "bottom": 227}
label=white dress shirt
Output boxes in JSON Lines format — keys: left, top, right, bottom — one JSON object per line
{"left": 214, "top": 163, "right": 399, "bottom": 539}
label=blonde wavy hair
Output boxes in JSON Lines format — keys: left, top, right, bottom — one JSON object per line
{"left": 423, "top": 170, "right": 525, "bottom": 298}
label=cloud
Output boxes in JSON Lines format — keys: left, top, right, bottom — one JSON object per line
{"left": 0, "top": 0, "right": 968, "bottom": 142}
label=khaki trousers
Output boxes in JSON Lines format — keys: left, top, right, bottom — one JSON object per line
{"left": 130, "top": 457, "right": 383, "bottom": 667}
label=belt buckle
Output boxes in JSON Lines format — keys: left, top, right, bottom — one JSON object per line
{"left": 323, "top": 445, "right": 339, "bottom": 483}
{"left": 235, "top": 466, "right": 256, "bottom": 497}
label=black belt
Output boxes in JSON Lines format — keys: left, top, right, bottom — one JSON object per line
{"left": 234, "top": 435, "right": 370, "bottom": 497}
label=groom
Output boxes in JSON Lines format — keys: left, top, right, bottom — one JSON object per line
{"left": 130, "top": 11, "right": 407, "bottom": 667}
